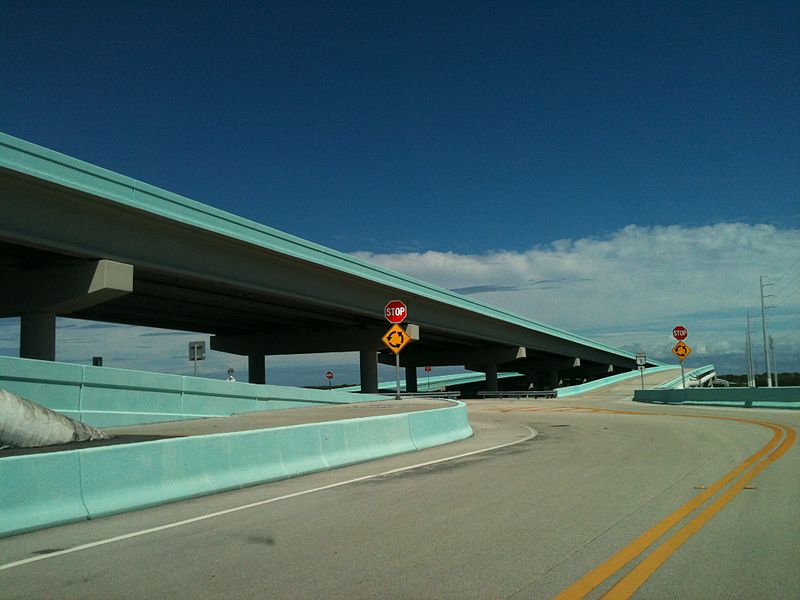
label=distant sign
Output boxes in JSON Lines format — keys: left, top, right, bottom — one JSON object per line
{"left": 424, "top": 366, "right": 432, "bottom": 372}
{"left": 636, "top": 353, "right": 646, "bottom": 367}
{"left": 672, "top": 341, "right": 692, "bottom": 361}
{"left": 325, "top": 371, "right": 333, "bottom": 380}
{"left": 673, "top": 326, "right": 688, "bottom": 341}
{"left": 189, "top": 341, "right": 206, "bottom": 361}
{"left": 382, "top": 324, "right": 412, "bottom": 354}
{"left": 384, "top": 300, "right": 407, "bottom": 324}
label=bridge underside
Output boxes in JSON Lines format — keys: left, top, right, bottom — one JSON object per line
{"left": 0, "top": 146, "right": 646, "bottom": 393}
{"left": 0, "top": 235, "right": 627, "bottom": 393}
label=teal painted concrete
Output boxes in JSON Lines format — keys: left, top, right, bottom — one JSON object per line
{"left": 633, "top": 387, "right": 799, "bottom": 409}
{"left": 556, "top": 366, "right": 679, "bottom": 396}
{"left": 345, "top": 366, "right": 679, "bottom": 396}
{"left": 0, "top": 400, "right": 472, "bottom": 537}
{"left": 0, "top": 132, "right": 659, "bottom": 366}
{"left": 654, "top": 365, "right": 716, "bottom": 389}
{"left": 408, "top": 403, "right": 473, "bottom": 449}
{"left": 0, "top": 356, "right": 385, "bottom": 427}
{"left": 320, "top": 417, "right": 415, "bottom": 469}
{"left": 0, "top": 452, "right": 86, "bottom": 535}
{"left": 0, "top": 357, "right": 84, "bottom": 412}
{"left": 340, "top": 370, "right": 521, "bottom": 393}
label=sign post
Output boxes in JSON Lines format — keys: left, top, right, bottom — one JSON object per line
{"left": 189, "top": 341, "right": 206, "bottom": 377}
{"left": 325, "top": 370, "right": 333, "bottom": 390}
{"left": 636, "top": 353, "right": 646, "bottom": 389}
{"left": 383, "top": 301, "right": 408, "bottom": 399}
{"left": 424, "top": 365, "right": 432, "bottom": 391}
{"left": 671, "top": 326, "right": 691, "bottom": 389}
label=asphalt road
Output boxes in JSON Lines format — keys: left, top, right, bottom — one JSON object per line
{"left": 1, "top": 374, "right": 798, "bottom": 599}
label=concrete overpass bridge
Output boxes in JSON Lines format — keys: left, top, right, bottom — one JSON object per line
{"left": 0, "top": 133, "right": 661, "bottom": 392}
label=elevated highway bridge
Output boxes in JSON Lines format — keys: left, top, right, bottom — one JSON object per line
{"left": 0, "top": 133, "right": 661, "bottom": 392}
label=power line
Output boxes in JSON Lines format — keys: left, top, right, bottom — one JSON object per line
{"left": 773, "top": 270, "right": 800, "bottom": 298}
{"left": 773, "top": 281, "right": 800, "bottom": 309}
{"left": 772, "top": 252, "right": 800, "bottom": 297}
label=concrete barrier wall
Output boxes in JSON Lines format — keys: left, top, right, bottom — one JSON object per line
{"left": 0, "top": 401, "right": 473, "bottom": 537}
{"left": 408, "top": 402, "right": 473, "bottom": 448}
{"left": 556, "top": 366, "right": 678, "bottom": 397}
{"left": 0, "top": 452, "right": 87, "bottom": 531}
{"left": 0, "top": 356, "right": 385, "bottom": 427}
{"left": 633, "top": 387, "right": 800, "bottom": 409}
{"left": 654, "top": 365, "right": 717, "bottom": 389}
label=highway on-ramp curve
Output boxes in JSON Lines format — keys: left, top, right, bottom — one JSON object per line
{"left": 1, "top": 374, "right": 798, "bottom": 599}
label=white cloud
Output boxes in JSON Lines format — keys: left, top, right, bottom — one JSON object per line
{"left": 2, "top": 223, "right": 798, "bottom": 381}
{"left": 353, "top": 223, "right": 800, "bottom": 372}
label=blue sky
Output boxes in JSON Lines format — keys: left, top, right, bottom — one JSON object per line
{"left": 1, "top": 1, "right": 798, "bottom": 382}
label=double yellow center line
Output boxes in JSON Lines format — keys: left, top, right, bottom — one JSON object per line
{"left": 494, "top": 405, "right": 795, "bottom": 599}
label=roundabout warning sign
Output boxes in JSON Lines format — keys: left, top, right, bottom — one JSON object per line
{"left": 382, "top": 324, "right": 411, "bottom": 354}
{"left": 672, "top": 340, "right": 692, "bottom": 361}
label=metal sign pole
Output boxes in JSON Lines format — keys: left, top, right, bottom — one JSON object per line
{"left": 395, "top": 353, "right": 401, "bottom": 400}
{"left": 193, "top": 346, "right": 197, "bottom": 377}
{"left": 635, "top": 353, "right": 646, "bottom": 390}
{"left": 680, "top": 361, "right": 686, "bottom": 389}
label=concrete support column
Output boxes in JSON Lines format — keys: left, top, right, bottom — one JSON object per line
{"left": 548, "top": 370, "right": 559, "bottom": 390}
{"left": 359, "top": 350, "right": 379, "bottom": 394}
{"left": 248, "top": 354, "right": 266, "bottom": 384}
{"left": 532, "top": 373, "right": 543, "bottom": 390}
{"left": 405, "top": 366, "right": 418, "bottom": 394}
{"left": 485, "top": 364, "right": 498, "bottom": 392}
{"left": 20, "top": 313, "right": 56, "bottom": 361}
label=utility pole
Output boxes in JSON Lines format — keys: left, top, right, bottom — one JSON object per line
{"left": 746, "top": 312, "right": 756, "bottom": 388}
{"left": 769, "top": 335, "right": 778, "bottom": 387}
{"left": 759, "top": 276, "right": 774, "bottom": 387}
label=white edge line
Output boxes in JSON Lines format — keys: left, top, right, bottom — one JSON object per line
{"left": 0, "top": 425, "right": 537, "bottom": 572}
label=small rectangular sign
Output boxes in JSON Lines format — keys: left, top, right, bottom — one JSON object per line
{"left": 189, "top": 341, "right": 206, "bottom": 361}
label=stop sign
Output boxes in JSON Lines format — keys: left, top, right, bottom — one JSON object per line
{"left": 325, "top": 371, "right": 333, "bottom": 380}
{"left": 384, "top": 300, "right": 407, "bottom": 324}
{"left": 673, "top": 326, "right": 688, "bottom": 340}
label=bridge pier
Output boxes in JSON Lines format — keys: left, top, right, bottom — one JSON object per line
{"left": 20, "top": 312, "right": 56, "bottom": 361}
{"left": 485, "top": 364, "right": 498, "bottom": 391}
{"left": 248, "top": 354, "right": 266, "bottom": 384}
{"left": 359, "top": 350, "right": 379, "bottom": 394}
{"left": 4, "top": 260, "right": 134, "bottom": 362}
{"left": 405, "top": 366, "right": 418, "bottom": 393}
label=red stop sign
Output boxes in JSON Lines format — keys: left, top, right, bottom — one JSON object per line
{"left": 384, "top": 300, "right": 407, "bottom": 324}
{"left": 325, "top": 371, "right": 333, "bottom": 380}
{"left": 673, "top": 326, "right": 688, "bottom": 340}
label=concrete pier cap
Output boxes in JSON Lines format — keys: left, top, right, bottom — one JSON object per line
{"left": 1, "top": 259, "right": 133, "bottom": 361}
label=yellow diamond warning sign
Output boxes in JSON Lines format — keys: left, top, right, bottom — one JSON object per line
{"left": 382, "top": 324, "right": 412, "bottom": 354}
{"left": 672, "top": 340, "right": 692, "bottom": 362}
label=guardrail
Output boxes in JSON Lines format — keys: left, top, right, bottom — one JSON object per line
{"left": 477, "top": 390, "right": 558, "bottom": 399}
{"left": 386, "top": 392, "right": 462, "bottom": 399}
